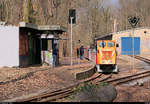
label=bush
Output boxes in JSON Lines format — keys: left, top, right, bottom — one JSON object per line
{"left": 68, "top": 83, "right": 117, "bottom": 102}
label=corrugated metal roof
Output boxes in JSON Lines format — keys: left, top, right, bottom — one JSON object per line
{"left": 95, "top": 34, "right": 112, "bottom": 40}
{"left": 38, "top": 25, "right": 66, "bottom": 32}
{"left": 19, "top": 22, "right": 66, "bottom": 32}
{"left": 19, "top": 22, "right": 38, "bottom": 29}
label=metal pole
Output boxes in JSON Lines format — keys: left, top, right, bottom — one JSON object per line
{"left": 89, "top": 49, "right": 91, "bottom": 60}
{"left": 128, "top": 16, "right": 139, "bottom": 73}
{"left": 132, "top": 28, "right": 135, "bottom": 72}
{"left": 70, "top": 17, "right": 73, "bottom": 66}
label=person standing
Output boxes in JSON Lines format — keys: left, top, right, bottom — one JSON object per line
{"left": 80, "top": 46, "right": 84, "bottom": 60}
{"left": 77, "top": 47, "right": 79, "bottom": 58}
{"left": 53, "top": 44, "right": 58, "bottom": 67}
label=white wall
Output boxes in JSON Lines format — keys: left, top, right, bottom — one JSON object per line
{"left": 0, "top": 26, "right": 19, "bottom": 67}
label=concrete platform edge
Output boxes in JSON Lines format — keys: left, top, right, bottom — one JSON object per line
{"left": 75, "top": 66, "right": 96, "bottom": 80}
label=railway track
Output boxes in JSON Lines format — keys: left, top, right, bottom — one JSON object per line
{"left": 7, "top": 55, "right": 150, "bottom": 102}
{"left": 132, "top": 55, "right": 150, "bottom": 64}
{"left": 13, "top": 69, "right": 112, "bottom": 102}
{"left": 105, "top": 70, "right": 150, "bottom": 85}
{"left": 44, "top": 55, "right": 150, "bottom": 101}
{"left": 104, "top": 55, "right": 150, "bottom": 86}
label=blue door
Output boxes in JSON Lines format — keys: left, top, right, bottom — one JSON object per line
{"left": 121, "top": 37, "right": 140, "bottom": 55}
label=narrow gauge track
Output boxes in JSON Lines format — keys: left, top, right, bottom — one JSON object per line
{"left": 105, "top": 70, "right": 150, "bottom": 85}
{"left": 12, "top": 56, "right": 150, "bottom": 102}
{"left": 14, "top": 68, "right": 112, "bottom": 102}
{"left": 104, "top": 55, "right": 150, "bottom": 86}
{"left": 131, "top": 55, "right": 150, "bottom": 64}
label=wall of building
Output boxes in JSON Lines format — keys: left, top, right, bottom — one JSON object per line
{"left": 112, "top": 27, "right": 150, "bottom": 55}
{"left": 19, "top": 32, "right": 28, "bottom": 67}
{"left": 0, "top": 26, "right": 19, "bottom": 67}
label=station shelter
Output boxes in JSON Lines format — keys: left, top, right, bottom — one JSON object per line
{"left": 20, "top": 22, "right": 66, "bottom": 67}
{"left": 0, "top": 22, "right": 66, "bottom": 67}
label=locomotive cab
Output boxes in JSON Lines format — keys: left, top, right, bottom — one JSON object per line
{"left": 96, "top": 40, "right": 119, "bottom": 73}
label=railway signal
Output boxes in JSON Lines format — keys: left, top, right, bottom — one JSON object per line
{"left": 128, "top": 16, "right": 140, "bottom": 28}
{"left": 128, "top": 16, "right": 140, "bottom": 73}
{"left": 69, "top": 9, "right": 76, "bottom": 24}
{"left": 69, "top": 9, "right": 76, "bottom": 66}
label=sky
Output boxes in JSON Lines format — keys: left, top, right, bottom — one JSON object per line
{"left": 110, "top": 0, "right": 119, "bottom": 5}
{"left": 106, "top": 0, "right": 120, "bottom": 7}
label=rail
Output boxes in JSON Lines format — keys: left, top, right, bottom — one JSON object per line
{"left": 7, "top": 71, "right": 111, "bottom": 102}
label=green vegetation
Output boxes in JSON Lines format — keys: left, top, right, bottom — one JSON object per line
{"left": 67, "top": 82, "right": 117, "bottom": 102}
{"left": 73, "top": 82, "right": 109, "bottom": 93}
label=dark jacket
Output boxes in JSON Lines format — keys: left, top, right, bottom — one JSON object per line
{"left": 53, "top": 47, "right": 58, "bottom": 55}
{"left": 80, "top": 46, "right": 84, "bottom": 56}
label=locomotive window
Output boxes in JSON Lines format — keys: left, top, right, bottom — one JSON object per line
{"left": 108, "top": 42, "right": 115, "bottom": 47}
{"left": 99, "top": 42, "right": 106, "bottom": 47}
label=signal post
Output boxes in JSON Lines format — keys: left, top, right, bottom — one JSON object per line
{"left": 128, "top": 16, "right": 140, "bottom": 73}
